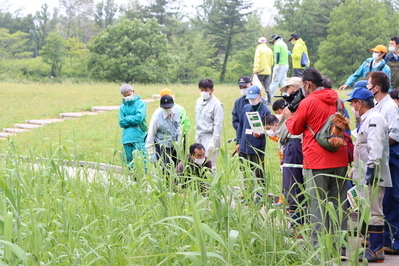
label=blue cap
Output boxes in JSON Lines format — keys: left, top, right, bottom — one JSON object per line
{"left": 246, "top": 85, "right": 261, "bottom": 99}
{"left": 347, "top": 80, "right": 369, "bottom": 96}
{"left": 344, "top": 87, "right": 374, "bottom": 102}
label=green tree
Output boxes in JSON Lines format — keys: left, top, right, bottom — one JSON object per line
{"left": 315, "top": 0, "right": 394, "bottom": 85}
{"left": 206, "top": 0, "right": 252, "bottom": 81}
{"left": 94, "top": 0, "right": 118, "bottom": 29}
{"left": 0, "top": 28, "right": 30, "bottom": 58}
{"left": 87, "top": 18, "right": 170, "bottom": 83}
{"left": 40, "top": 32, "right": 66, "bottom": 77}
{"left": 32, "top": 4, "right": 56, "bottom": 54}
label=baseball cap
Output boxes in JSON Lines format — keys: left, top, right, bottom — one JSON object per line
{"left": 238, "top": 76, "right": 251, "bottom": 87}
{"left": 245, "top": 85, "right": 261, "bottom": 99}
{"left": 258, "top": 37, "right": 267, "bottom": 43}
{"left": 160, "top": 95, "right": 174, "bottom": 108}
{"left": 370, "top": 45, "right": 387, "bottom": 54}
{"left": 280, "top": 77, "right": 302, "bottom": 92}
{"left": 344, "top": 87, "right": 374, "bottom": 102}
{"left": 347, "top": 80, "right": 369, "bottom": 96}
{"left": 269, "top": 33, "right": 280, "bottom": 43}
{"left": 160, "top": 88, "right": 173, "bottom": 97}
{"left": 288, "top": 33, "right": 299, "bottom": 41}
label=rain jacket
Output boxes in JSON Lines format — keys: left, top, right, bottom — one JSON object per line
{"left": 291, "top": 38, "right": 309, "bottom": 69}
{"left": 286, "top": 88, "right": 349, "bottom": 169}
{"left": 119, "top": 95, "right": 147, "bottom": 144}
{"left": 237, "top": 102, "right": 271, "bottom": 154}
{"left": 344, "top": 58, "right": 391, "bottom": 87}
{"left": 385, "top": 52, "right": 399, "bottom": 89}
{"left": 253, "top": 43, "right": 274, "bottom": 75}
{"left": 353, "top": 108, "right": 391, "bottom": 187}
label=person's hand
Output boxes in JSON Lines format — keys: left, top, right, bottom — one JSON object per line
{"left": 148, "top": 154, "right": 156, "bottom": 163}
{"left": 235, "top": 144, "right": 240, "bottom": 153}
{"left": 283, "top": 106, "right": 293, "bottom": 119}
{"left": 288, "top": 51, "right": 292, "bottom": 56}
{"left": 207, "top": 142, "right": 215, "bottom": 153}
{"left": 253, "top": 132, "right": 261, "bottom": 138}
{"left": 348, "top": 168, "right": 354, "bottom": 179}
{"left": 252, "top": 72, "right": 257, "bottom": 75}
{"left": 365, "top": 167, "right": 381, "bottom": 185}
{"left": 338, "top": 84, "right": 348, "bottom": 91}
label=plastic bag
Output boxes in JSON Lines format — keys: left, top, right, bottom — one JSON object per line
{"left": 252, "top": 74, "right": 263, "bottom": 89}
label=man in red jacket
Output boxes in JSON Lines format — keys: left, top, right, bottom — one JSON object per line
{"left": 283, "top": 68, "right": 349, "bottom": 248}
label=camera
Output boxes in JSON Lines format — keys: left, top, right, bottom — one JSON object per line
{"left": 276, "top": 88, "right": 305, "bottom": 113}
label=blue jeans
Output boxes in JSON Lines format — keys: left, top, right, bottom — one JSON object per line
{"left": 269, "top": 64, "right": 289, "bottom": 97}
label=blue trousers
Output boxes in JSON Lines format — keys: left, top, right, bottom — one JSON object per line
{"left": 383, "top": 143, "right": 399, "bottom": 249}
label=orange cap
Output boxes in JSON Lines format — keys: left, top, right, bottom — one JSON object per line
{"left": 160, "top": 88, "right": 173, "bottom": 97}
{"left": 370, "top": 45, "right": 387, "bottom": 54}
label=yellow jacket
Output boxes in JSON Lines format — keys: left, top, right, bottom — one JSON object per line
{"left": 291, "top": 38, "right": 309, "bottom": 69}
{"left": 253, "top": 44, "right": 274, "bottom": 75}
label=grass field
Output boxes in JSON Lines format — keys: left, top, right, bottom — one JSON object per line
{"left": 0, "top": 82, "right": 363, "bottom": 265}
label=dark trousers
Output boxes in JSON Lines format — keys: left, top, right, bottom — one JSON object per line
{"left": 282, "top": 139, "right": 304, "bottom": 208}
{"left": 258, "top": 75, "right": 271, "bottom": 93}
{"left": 155, "top": 144, "right": 178, "bottom": 166}
{"left": 239, "top": 152, "right": 265, "bottom": 186}
{"left": 383, "top": 143, "right": 399, "bottom": 249}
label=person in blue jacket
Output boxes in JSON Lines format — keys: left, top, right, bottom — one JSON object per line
{"left": 236, "top": 85, "right": 271, "bottom": 185}
{"left": 119, "top": 84, "right": 148, "bottom": 167}
{"left": 339, "top": 45, "right": 391, "bottom": 91}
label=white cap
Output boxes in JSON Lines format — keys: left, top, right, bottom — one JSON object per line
{"left": 258, "top": 37, "right": 267, "bottom": 43}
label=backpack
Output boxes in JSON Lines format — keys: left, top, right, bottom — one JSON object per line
{"left": 308, "top": 99, "right": 350, "bottom": 152}
{"left": 301, "top": 52, "right": 309, "bottom": 67}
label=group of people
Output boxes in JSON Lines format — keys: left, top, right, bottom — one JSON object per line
{"left": 118, "top": 34, "right": 399, "bottom": 262}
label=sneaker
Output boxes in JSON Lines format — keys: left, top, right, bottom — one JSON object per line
{"left": 384, "top": 245, "right": 399, "bottom": 255}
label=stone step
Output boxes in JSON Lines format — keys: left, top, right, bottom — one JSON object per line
{"left": 59, "top": 112, "right": 98, "bottom": 119}
{"left": 3, "top": 128, "right": 30, "bottom": 133}
{"left": 26, "top": 118, "right": 64, "bottom": 125}
{"left": 91, "top": 106, "right": 120, "bottom": 112}
{"left": 0, "top": 132, "right": 17, "bottom": 138}
{"left": 0, "top": 137, "right": 6, "bottom": 140}
{"left": 14, "top": 123, "right": 43, "bottom": 129}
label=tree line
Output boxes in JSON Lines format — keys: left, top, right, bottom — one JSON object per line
{"left": 0, "top": 0, "right": 398, "bottom": 85}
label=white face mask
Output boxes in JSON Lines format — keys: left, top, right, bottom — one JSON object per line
{"left": 163, "top": 108, "right": 173, "bottom": 116}
{"left": 240, "top": 88, "right": 248, "bottom": 96}
{"left": 123, "top": 95, "right": 134, "bottom": 102}
{"left": 389, "top": 46, "right": 397, "bottom": 53}
{"left": 266, "top": 129, "right": 276, "bottom": 138}
{"left": 193, "top": 158, "right": 205, "bottom": 165}
{"left": 372, "top": 52, "right": 380, "bottom": 60}
{"left": 301, "top": 87, "right": 308, "bottom": 97}
{"left": 200, "top": 91, "right": 211, "bottom": 100}
{"left": 249, "top": 97, "right": 260, "bottom": 106}
{"left": 351, "top": 106, "right": 360, "bottom": 118}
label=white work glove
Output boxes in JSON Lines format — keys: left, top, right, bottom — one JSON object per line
{"left": 148, "top": 154, "right": 156, "bottom": 163}
{"left": 207, "top": 142, "right": 215, "bottom": 154}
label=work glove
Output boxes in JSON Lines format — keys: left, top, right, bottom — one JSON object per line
{"left": 207, "top": 142, "right": 215, "bottom": 154}
{"left": 149, "top": 154, "right": 156, "bottom": 163}
{"left": 365, "top": 167, "right": 382, "bottom": 185}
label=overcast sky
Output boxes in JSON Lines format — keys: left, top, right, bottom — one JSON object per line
{"left": 4, "top": 0, "right": 276, "bottom": 26}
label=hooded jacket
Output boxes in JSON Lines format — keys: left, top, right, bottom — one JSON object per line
{"left": 119, "top": 95, "right": 147, "bottom": 144}
{"left": 253, "top": 43, "right": 274, "bottom": 75}
{"left": 291, "top": 38, "right": 310, "bottom": 69}
{"left": 286, "top": 88, "right": 349, "bottom": 169}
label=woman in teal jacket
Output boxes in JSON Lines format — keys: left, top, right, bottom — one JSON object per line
{"left": 119, "top": 84, "right": 147, "bottom": 166}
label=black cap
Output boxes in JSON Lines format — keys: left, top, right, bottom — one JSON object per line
{"left": 237, "top": 76, "right": 251, "bottom": 86}
{"left": 160, "top": 95, "right": 174, "bottom": 108}
{"left": 289, "top": 33, "right": 299, "bottom": 41}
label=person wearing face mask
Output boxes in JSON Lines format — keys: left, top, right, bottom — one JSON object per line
{"left": 232, "top": 76, "right": 267, "bottom": 134}
{"left": 367, "top": 71, "right": 399, "bottom": 255}
{"left": 195, "top": 79, "right": 224, "bottom": 169}
{"left": 146, "top": 95, "right": 181, "bottom": 166}
{"left": 236, "top": 85, "right": 271, "bottom": 186}
{"left": 176, "top": 143, "right": 212, "bottom": 191}
{"left": 344, "top": 87, "right": 391, "bottom": 263}
{"left": 289, "top": 33, "right": 310, "bottom": 77}
{"left": 119, "top": 84, "right": 148, "bottom": 168}
{"left": 385, "top": 36, "right": 399, "bottom": 89}
{"left": 283, "top": 68, "right": 350, "bottom": 248}
{"left": 339, "top": 45, "right": 391, "bottom": 91}
{"left": 253, "top": 37, "right": 274, "bottom": 104}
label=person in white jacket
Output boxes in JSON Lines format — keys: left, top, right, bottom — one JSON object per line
{"left": 195, "top": 79, "right": 224, "bottom": 169}
{"left": 345, "top": 86, "right": 391, "bottom": 263}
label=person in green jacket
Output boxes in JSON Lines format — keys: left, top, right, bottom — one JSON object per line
{"left": 289, "top": 33, "right": 310, "bottom": 77}
{"left": 269, "top": 33, "right": 289, "bottom": 102}
{"left": 159, "top": 88, "right": 191, "bottom": 153}
{"left": 119, "top": 84, "right": 148, "bottom": 167}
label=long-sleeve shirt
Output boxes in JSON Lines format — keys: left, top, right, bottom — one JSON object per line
{"left": 195, "top": 95, "right": 224, "bottom": 145}
{"left": 374, "top": 94, "right": 399, "bottom": 143}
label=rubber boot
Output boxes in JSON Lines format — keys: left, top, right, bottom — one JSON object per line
{"left": 267, "top": 92, "right": 272, "bottom": 105}
{"left": 359, "top": 225, "right": 384, "bottom": 263}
